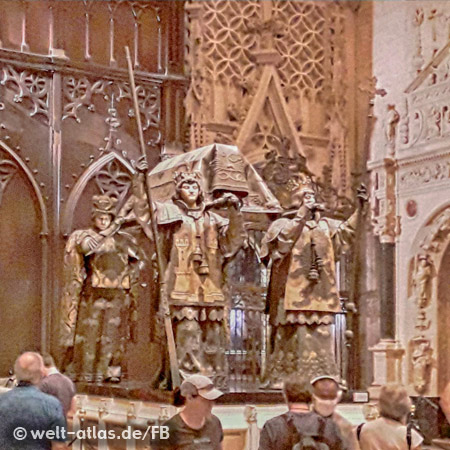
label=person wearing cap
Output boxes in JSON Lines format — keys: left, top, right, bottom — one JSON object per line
{"left": 151, "top": 374, "right": 224, "bottom": 449}
{"left": 261, "top": 181, "right": 367, "bottom": 388}
{"left": 311, "top": 375, "right": 360, "bottom": 450}
{"left": 259, "top": 374, "right": 346, "bottom": 450}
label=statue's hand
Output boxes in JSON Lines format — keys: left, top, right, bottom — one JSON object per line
{"left": 136, "top": 155, "right": 149, "bottom": 173}
{"left": 356, "top": 183, "right": 368, "bottom": 207}
{"left": 295, "top": 203, "right": 310, "bottom": 221}
{"left": 84, "top": 235, "right": 99, "bottom": 252}
{"left": 225, "top": 193, "right": 241, "bottom": 209}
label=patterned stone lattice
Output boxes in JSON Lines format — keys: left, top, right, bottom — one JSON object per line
{"left": 201, "top": 1, "right": 260, "bottom": 88}
{"left": 273, "top": 1, "right": 329, "bottom": 98}
{"left": 95, "top": 159, "right": 132, "bottom": 201}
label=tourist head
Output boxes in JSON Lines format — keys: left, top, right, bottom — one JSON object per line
{"left": 14, "top": 352, "right": 44, "bottom": 385}
{"left": 283, "top": 374, "right": 312, "bottom": 406}
{"left": 179, "top": 375, "right": 223, "bottom": 417}
{"left": 41, "top": 353, "right": 56, "bottom": 376}
{"left": 311, "top": 375, "right": 342, "bottom": 417}
{"left": 379, "top": 383, "right": 412, "bottom": 424}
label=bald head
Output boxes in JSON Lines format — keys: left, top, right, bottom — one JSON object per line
{"left": 14, "top": 352, "right": 44, "bottom": 385}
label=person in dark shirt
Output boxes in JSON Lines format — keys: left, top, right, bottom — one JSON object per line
{"left": 0, "top": 352, "right": 68, "bottom": 450}
{"left": 259, "top": 374, "right": 346, "bottom": 450}
{"left": 39, "top": 353, "right": 76, "bottom": 418}
{"left": 151, "top": 374, "right": 224, "bottom": 449}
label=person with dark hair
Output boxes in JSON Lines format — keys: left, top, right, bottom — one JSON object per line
{"left": 358, "top": 383, "right": 423, "bottom": 450}
{"left": 311, "top": 376, "right": 359, "bottom": 450}
{"left": 150, "top": 374, "right": 224, "bottom": 449}
{"left": 259, "top": 374, "right": 346, "bottom": 450}
{"left": 39, "top": 353, "right": 76, "bottom": 418}
{"left": 0, "top": 352, "right": 68, "bottom": 449}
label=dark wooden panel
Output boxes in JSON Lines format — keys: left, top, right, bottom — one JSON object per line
{"left": 0, "top": 158, "right": 42, "bottom": 374}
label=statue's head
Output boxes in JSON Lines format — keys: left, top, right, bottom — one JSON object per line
{"left": 92, "top": 195, "right": 117, "bottom": 231}
{"left": 173, "top": 171, "right": 204, "bottom": 208}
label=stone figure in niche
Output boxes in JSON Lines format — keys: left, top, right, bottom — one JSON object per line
{"left": 410, "top": 337, "right": 433, "bottom": 394}
{"left": 119, "top": 162, "right": 245, "bottom": 386}
{"left": 414, "top": 254, "right": 433, "bottom": 309}
{"left": 60, "top": 195, "right": 143, "bottom": 383}
{"left": 261, "top": 182, "right": 367, "bottom": 387}
{"left": 385, "top": 104, "right": 400, "bottom": 155}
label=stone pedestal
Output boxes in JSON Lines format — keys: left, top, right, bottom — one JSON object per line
{"left": 368, "top": 339, "right": 405, "bottom": 399}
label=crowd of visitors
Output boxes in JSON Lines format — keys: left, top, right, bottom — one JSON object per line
{"left": 0, "top": 351, "right": 431, "bottom": 450}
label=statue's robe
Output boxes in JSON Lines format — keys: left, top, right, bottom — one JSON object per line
{"left": 60, "top": 229, "right": 141, "bottom": 382}
{"left": 261, "top": 211, "right": 356, "bottom": 386}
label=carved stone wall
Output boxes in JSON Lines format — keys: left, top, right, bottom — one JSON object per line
{"left": 370, "top": 1, "right": 450, "bottom": 396}
{"left": 184, "top": 0, "right": 360, "bottom": 202}
{"left": 0, "top": 0, "right": 186, "bottom": 379}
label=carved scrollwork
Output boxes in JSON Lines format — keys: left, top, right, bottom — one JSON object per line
{"left": 95, "top": 160, "right": 132, "bottom": 201}
{"left": 62, "top": 75, "right": 161, "bottom": 141}
{"left": 1, "top": 66, "right": 50, "bottom": 122}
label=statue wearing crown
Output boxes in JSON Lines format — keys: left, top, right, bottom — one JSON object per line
{"left": 60, "top": 195, "right": 143, "bottom": 383}
{"left": 119, "top": 160, "right": 245, "bottom": 385}
{"left": 261, "top": 178, "right": 367, "bottom": 387}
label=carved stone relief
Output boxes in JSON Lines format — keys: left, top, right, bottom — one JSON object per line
{"left": 407, "top": 206, "right": 450, "bottom": 395}
{"left": 185, "top": 0, "right": 356, "bottom": 202}
{"left": 1, "top": 65, "right": 50, "bottom": 123}
{"left": 62, "top": 76, "right": 161, "bottom": 145}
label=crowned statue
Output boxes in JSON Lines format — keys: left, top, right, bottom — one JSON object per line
{"left": 118, "top": 160, "right": 245, "bottom": 386}
{"left": 261, "top": 178, "right": 367, "bottom": 387}
{"left": 60, "top": 195, "right": 143, "bottom": 383}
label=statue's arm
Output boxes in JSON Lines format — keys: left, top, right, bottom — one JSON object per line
{"left": 220, "top": 201, "right": 246, "bottom": 259}
{"left": 261, "top": 215, "right": 307, "bottom": 263}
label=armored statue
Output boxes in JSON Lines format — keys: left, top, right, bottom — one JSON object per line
{"left": 60, "top": 195, "right": 143, "bottom": 383}
{"left": 261, "top": 182, "right": 366, "bottom": 387}
{"left": 120, "top": 163, "right": 245, "bottom": 385}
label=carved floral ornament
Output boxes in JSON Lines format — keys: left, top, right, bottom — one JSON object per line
{"left": 62, "top": 75, "right": 161, "bottom": 143}
{"left": 0, "top": 65, "right": 50, "bottom": 123}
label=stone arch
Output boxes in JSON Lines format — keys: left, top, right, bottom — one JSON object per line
{"left": 407, "top": 204, "right": 450, "bottom": 395}
{"left": 0, "top": 139, "right": 50, "bottom": 360}
{"left": 61, "top": 151, "right": 135, "bottom": 237}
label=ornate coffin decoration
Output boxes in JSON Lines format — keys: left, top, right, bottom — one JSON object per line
{"left": 148, "top": 143, "right": 281, "bottom": 214}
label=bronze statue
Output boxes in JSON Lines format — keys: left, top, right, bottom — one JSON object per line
{"left": 261, "top": 183, "right": 367, "bottom": 387}
{"left": 119, "top": 161, "right": 245, "bottom": 386}
{"left": 60, "top": 195, "right": 143, "bottom": 383}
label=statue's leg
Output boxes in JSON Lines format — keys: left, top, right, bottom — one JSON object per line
{"left": 204, "top": 318, "right": 227, "bottom": 387}
{"left": 175, "top": 317, "right": 203, "bottom": 378}
{"left": 98, "top": 289, "right": 126, "bottom": 382}
{"left": 72, "top": 291, "right": 101, "bottom": 382}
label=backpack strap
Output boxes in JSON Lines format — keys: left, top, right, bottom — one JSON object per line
{"left": 406, "top": 422, "right": 412, "bottom": 450}
{"left": 282, "top": 413, "right": 302, "bottom": 447}
{"left": 356, "top": 423, "right": 365, "bottom": 441}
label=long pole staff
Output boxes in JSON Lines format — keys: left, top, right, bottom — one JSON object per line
{"left": 125, "top": 46, "right": 180, "bottom": 388}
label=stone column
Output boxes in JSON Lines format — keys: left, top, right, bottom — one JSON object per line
{"left": 368, "top": 156, "right": 405, "bottom": 398}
